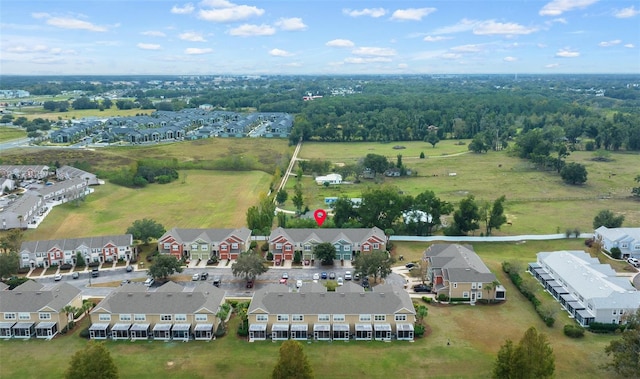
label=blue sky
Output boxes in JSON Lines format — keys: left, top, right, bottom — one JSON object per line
{"left": 1, "top": 0, "right": 639, "bottom": 75}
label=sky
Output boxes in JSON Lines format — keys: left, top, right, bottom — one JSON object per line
{"left": 1, "top": 0, "right": 639, "bottom": 75}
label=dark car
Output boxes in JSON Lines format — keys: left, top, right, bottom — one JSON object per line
{"left": 361, "top": 278, "right": 370, "bottom": 289}
{"left": 213, "top": 276, "right": 222, "bottom": 287}
{"left": 246, "top": 279, "right": 254, "bottom": 288}
{"left": 405, "top": 263, "right": 416, "bottom": 269}
{"left": 321, "top": 272, "right": 327, "bottom": 280}
{"left": 200, "top": 272, "right": 209, "bottom": 280}
{"left": 126, "top": 265, "right": 133, "bottom": 272}
{"left": 413, "top": 284, "right": 432, "bottom": 293}
{"left": 71, "top": 272, "right": 79, "bottom": 279}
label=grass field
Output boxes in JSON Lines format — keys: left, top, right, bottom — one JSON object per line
{"left": 11, "top": 104, "right": 151, "bottom": 121}
{"left": 292, "top": 142, "right": 640, "bottom": 234}
{"left": 0, "top": 240, "right": 622, "bottom": 379}
{"left": 0, "top": 126, "right": 26, "bottom": 142}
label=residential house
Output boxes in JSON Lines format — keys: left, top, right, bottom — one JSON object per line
{"left": 19, "top": 234, "right": 133, "bottom": 268}
{"left": 423, "top": 244, "right": 506, "bottom": 303}
{"left": 0, "top": 281, "right": 82, "bottom": 339}
{"left": 268, "top": 227, "right": 387, "bottom": 263}
{"left": 314, "top": 173, "right": 342, "bottom": 185}
{"left": 594, "top": 226, "right": 640, "bottom": 259}
{"left": 0, "top": 165, "right": 50, "bottom": 181}
{"left": 157, "top": 227, "right": 252, "bottom": 261}
{"left": 55, "top": 165, "right": 100, "bottom": 186}
{"left": 247, "top": 283, "right": 415, "bottom": 342}
{"left": 529, "top": 250, "right": 640, "bottom": 326}
{"left": 88, "top": 281, "right": 226, "bottom": 341}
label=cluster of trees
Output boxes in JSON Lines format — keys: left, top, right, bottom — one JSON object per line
{"left": 493, "top": 326, "right": 555, "bottom": 379}
{"left": 352, "top": 250, "right": 394, "bottom": 283}
{"left": 0, "top": 229, "right": 24, "bottom": 279}
{"left": 105, "top": 159, "right": 180, "bottom": 188}
{"left": 603, "top": 308, "right": 640, "bottom": 377}
{"left": 246, "top": 196, "right": 276, "bottom": 235}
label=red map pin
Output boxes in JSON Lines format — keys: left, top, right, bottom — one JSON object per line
{"left": 314, "top": 209, "right": 327, "bottom": 227}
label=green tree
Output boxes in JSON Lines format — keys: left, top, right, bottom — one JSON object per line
{"left": 0, "top": 251, "right": 19, "bottom": 279}
{"left": 353, "top": 250, "right": 394, "bottom": 284}
{"left": 362, "top": 153, "right": 390, "bottom": 175}
{"left": 603, "top": 308, "right": 640, "bottom": 377}
{"left": 65, "top": 341, "right": 119, "bottom": 379}
{"left": 272, "top": 340, "right": 314, "bottom": 379}
{"left": 469, "top": 135, "right": 488, "bottom": 153}
{"left": 425, "top": 132, "right": 440, "bottom": 148}
{"left": 313, "top": 242, "right": 336, "bottom": 265}
{"left": 632, "top": 175, "right": 640, "bottom": 198}
{"left": 332, "top": 196, "right": 359, "bottom": 228}
{"left": 61, "top": 305, "right": 78, "bottom": 323}
{"left": 126, "top": 218, "right": 165, "bottom": 245}
{"left": 147, "top": 254, "right": 183, "bottom": 281}
{"left": 560, "top": 162, "right": 588, "bottom": 185}
{"left": 358, "top": 187, "right": 408, "bottom": 230}
{"left": 246, "top": 195, "right": 276, "bottom": 232}
{"left": 0, "top": 228, "right": 24, "bottom": 253}
{"left": 409, "top": 190, "right": 453, "bottom": 236}
{"left": 453, "top": 195, "right": 480, "bottom": 235}
{"left": 483, "top": 195, "right": 507, "bottom": 236}
{"left": 292, "top": 184, "right": 304, "bottom": 214}
{"left": 493, "top": 326, "right": 555, "bottom": 379}
{"left": 231, "top": 251, "right": 268, "bottom": 280}
{"left": 275, "top": 189, "right": 288, "bottom": 205}
{"left": 75, "top": 252, "right": 86, "bottom": 268}
{"left": 593, "top": 209, "right": 625, "bottom": 229}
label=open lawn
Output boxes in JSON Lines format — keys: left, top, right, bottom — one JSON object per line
{"left": 13, "top": 105, "right": 151, "bottom": 121}
{"left": 291, "top": 142, "right": 640, "bottom": 234}
{"left": 0, "top": 126, "right": 26, "bottom": 142}
{"left": 21, "top": 170, "right": 271, "bottom": 241}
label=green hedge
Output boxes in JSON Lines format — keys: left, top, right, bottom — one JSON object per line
{"left": 502, "top": 261, "right": 555, "bottom": 327}
{"left": 588, "top": 322, "right": 622, "bottom": 334}
{"left": 564, "top": 324, "right": 585, "bottom": 338}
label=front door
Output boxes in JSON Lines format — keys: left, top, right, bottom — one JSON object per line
{"left": 471, "top": 292, "right": 476, "bottom": 302}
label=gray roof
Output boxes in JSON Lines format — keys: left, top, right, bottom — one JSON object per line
{"left": 0, "top": 282, "right": 80, "bottom": 313}
{"left": 248, "top": 283, "right": 414, "bottom": 316}
{"left": 21, "top": 234, "right": 133, "bottom": 254}
{"left": 160, "top": 227, "right": 251, "bottom": 244}
{"left": 424, "top": 244, "right": 497, "bottom": 283}
{"left": 270, "top": 227, "right": 386, "bottom": 245}
{"left": 91, "top": 281, "right": 226, "bottom": 315}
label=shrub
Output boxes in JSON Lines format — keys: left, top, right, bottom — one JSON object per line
{"left": 249, "top": 241, "right": 257, "bottom": 249}
{"left": 564, "top": 324, "right": 585, "bottom": 338}
{"left": 207, "top": 257, "right": 219, "bottom": 265}
{"left": 610, "top": 247, "right": 622, "bottom": 259}
{"left": 237, "top": 319, "right": 249, "bottom": 337}
{"left": 293, "top": 251, "right": 302, "bottom": 264}
{"left": 215, "top": 322, "right": 226, "bottom": 337}
{"left": 88, "top": 261, "right": 100, "bottom": 267}
{"left": 585, "top": 141, "right": 595, "bottom": 151}
{"left": 437, "top": 294, "right": 449, "bottom": 302}
{"left": 79, "top": 327, "right": 90, "bottom": 339}
{"left": 421, "top": 296, "right": 432, "bottom": 304}
{"left": 589, "top": 322, "right": 621, "bottom": 334}
{"left": 266, "top": 252, "right": 273, "bottom": 261}
{"left": 414, "top": 323, "right": 425, "bottom": 337}
{"left": 60, "top": 263, "right": 72, "bottom": 270}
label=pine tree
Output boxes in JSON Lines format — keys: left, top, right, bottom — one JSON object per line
{"left": 272, "top": 340, "right": 313, "bottom": 379}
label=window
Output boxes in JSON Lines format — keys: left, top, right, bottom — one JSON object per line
{"left": 175, "top": 314, "right": 187, "bottom": 321}
{"left": 613, "top": 310, "right": 617, "bottom": 315}
{"left": 477, "top": 292, "right": 482, "bottom": 299}
{"left": 478, "top": 283, "right": 482, "bottom": 289}
{"left": 463, "top": 292, "right": 469, "bottom": 298}
{"left": 359, "top": 314, "right": 371, "bottom": 322}
{"left": 363, "top": 245, "right": 370, "bottom": 252}
{"left": 4, "top": 313, "right": 16, "bottom": 320}
{"left": 621, "top": 243, "right": 628, "bottom": 248}
{"left": 333, "top": 314, "right": 345, "bottom": 322}
{"left": 344, "top": 245, "right": 351, "bottom": 251}
{"left": 285, "top": 245, "right": 292, "bottom": 251}
{"left": 195, "top": 314, "right": 208, "bottom": 322}
{"left": 634, "top": 244, "right": 640, "bottom": 250}
{"left": 134, "top": 314, "right": 146, "bottom": 321}
{"left": 318, "top": 314, "right": 330, "bottom": 322}
{"left": 277, "top": 314, "right": 289, "bottom": 322}
{"left": 453, "top": 283, "right": 457, "bottom": 288}
{"left": 161, "top": 314, "right": 172, "bottom": 321}
{"left": 292, "top": 315, "right": 304, "bottom": 322}
{"left": 373, "top": 243, "right": 380, "bottom": 250}
{"left": 119, "top": 314, "right": 131, "bottom": 321}
{"left": 374, "top": 315, "right": 386, "bottom": 321}
{"left": 231, "top": 243, "right": 238, "bottom": 249}
{"left": 471, "top": 283, "right": 476, "bottom": 289}
{"left": 201, "top": 245, "right": 208, "bottom": 251}
{"left": 256, "top": 314, "right": 268, "bottom": 322}
{"left": 99, "top": 314, "right": 111, "bottom": 321}
{"left": 172, "top": 245, "right": 178, "bottom": 251}
{"left": 18, "top": 313, "right": 30, "bottom": 320}
{"left": 395, "top": 314, "right": 407, "bottom": 322}
{"left": 304, "top": 245, "right": 311, "bottom": 251}
{"left": 191, "top": 244, "right": 198, "bottom": 250}
{"left": 276, "top": 243, "right": 283, "bottom": 249}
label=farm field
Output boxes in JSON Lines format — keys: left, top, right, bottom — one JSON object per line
{"left": 293, "top": 141, "right": 640, "bottom": 234}
{"left": 0, "top": 239, "right": 622, "bottom": 379}
{"left": 0, "top": 126, "right": 26, "bottom": 142}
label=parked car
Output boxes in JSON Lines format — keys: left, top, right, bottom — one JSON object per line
{"left": 312, "top": 273, "right": 320, "bottom": 280}
{"left": 344, "top": 271, "right": 352, "bottom": 280}
{"left": 71, "top": 272, "right": 79, "bottom": 279}
{"left": 91, "top": 268, "right": 99, "bottom": 277}
{"left": 53, "top": 274, "right": 62, "bottom": 281}
{"left": 362, "top": 277, "right": 370, "bottom": 289}
{"left": 413, "top": 284, "right": 432, "bottom": 293}
{"left": 279, "top": 278, "right": 288, "bottom": 284}
{"left": 282, "top": 272, "right": 289, "bottom": 279}
{"left": 200, "top": 272, "right": 209, "bottom": 280}
{"left": 296, "top": 279, "right": 303, "bottom": 288}
{"left": 246, "top": 279, "right": 254, "bottom": 288}
{"left": 405, "top": 262, "right": 416, "bottom": 269}
{"left": 126, "top": 265, "right": 133, "bottom": 272}
{"left": 192, "top": 273, "right": 200, "bottom": 281}
{"left": 354, "top": 272, "right": 361, "bottom": 281}
{"left": 627, "top": 257, "right": 640, "bottom": 267}
{"left": 329, "top": 272, "right": 336, "bottom": 279}
{"left": 213, "top": 276, "right": 221, "bottom": 287}
{"left": 337, "top": 277, "right": 344, "bottom": 286}
{"left": 321, "top": 272, "right": 327, "bottom": 279}
{"left": 144, "top": 277, "right": 154, "bottom": 287}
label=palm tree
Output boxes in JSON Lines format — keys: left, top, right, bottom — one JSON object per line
{"left": 484, "top": 280, "right": 501, "bottom": 303}
{"left": 61, "top": 305, "right": 78, "bottom": 324}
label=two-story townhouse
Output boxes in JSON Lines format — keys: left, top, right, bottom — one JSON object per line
{"left": 594, "top": 226, "right": 640, "bottom": 259}
{"left": 0, "top": 281, "right": 82, "bottom": 339}
{"left": 529, "top": 250, "right": 640, "bottom": 326}
{"left": 157, "top": 227, "right": 251, "bottom": 261}
{"left": 88, "top": 281, "right": 226, "bottom": 341}
{"left": 20, "top": 234, "right": 133, "bottom": 268}
{"left": 0, "top": 165, "right": 50, "bottom": 180}
{"left": 423, "top": 244, "right": 506, "bottom": 303}
{"left": 268, "top": 227, "right": 387, "bottom": 264}
{"left": 247, "top": 282, "right": 415, "bottom": 342}
{"left": 55, "top": 165, "right": 100, "bottom": 186}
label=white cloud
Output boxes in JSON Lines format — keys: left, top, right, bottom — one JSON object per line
{"left": 598, "top": 40, "right": 621, "bottom": 47}
{"left": 141, "top": 31, "right": 166, "bottom": 37}
{"left": 423, "top": 36, "right": 451, "bottom": 42}
{"left": 450, "top": 44, "right": 483, "bottom": 53}
{"left": 539, "top": 0, "right": 599, "bottom": 16}
{"left": 503, "top": 56, "right": 518, "bottom": 62}
{"left": 228, "top": 24, "right": 275, "bottom": 36}
{"left": 545, "top": 63, "right": 560, "bottom": 68}
{"left": 269, "top": 48, "right": 293, "bottom": 57}
{"left": 179, "top": 32, "right": 207, "bottom": 42}
{"left": 390, "top": 8, "right": 436, "bottom": 21}
{"left": 275, "top": 17, "right": 307, "bottom": 31}
{"left": 555, "top": 48, "right": 580, "bottom": 57}
{"left": 137, "top": 43, "right": 162, "bottom": 50}
{"left": 552, "top": 18, "right": 568, "bottom": 24}
{"left": 342, "top": 8, "right": 387, "bottom": 18}
{"left": 171, "top": 3, "right": 195, "bottom": 14}
{"left": 198, "top": 1, "right": 264, "bottom": 22}
{"left": 344, "top": 57, "right": 392, "bottom": 64}
{"left": 442, "top": 53, "right": 462, "bottom": 60}
{"left": 32, "top": 13, "right": 108, "bottom": 32}
{"left": 614, "top": 6, "right": 639, "bottom": 18}
{"left": 397, "top": 63, "right": 408, "bottom": 69}
{"left": 473, "top": 20, "right": 537, "bottom": 35}
{"left": 624, "top": 43, "right": 635, "bottom": 48}
{"left": 326, "top": 39, "right": 355, "bottom": 48}
{"left": 352, "top": 47, "right": 396, "bottom": 56}
{"left": 538, "top": 43, "right": 548, "bottom": 48}
{"left": 431, "top": 18, "right": 479, "bottom": 35}
{"left": 184, "top": 47, "right": 213, "bottom": 54}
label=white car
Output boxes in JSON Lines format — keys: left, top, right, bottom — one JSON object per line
{"left": 627, "top": 257, "right": 640, "bottom": 267}
{"left": 337, "top": 277, "right": 344, "bottom": 286}
{"left": 312, "top": 273, "right": 320, "bottom": 280}
{"left": 192, "top": 273, "right": 200, "bottom": 281}
{"left": 296, "top": 279, "right": 303, "bottom": 288}
{"left": 282, "top": 272, "right": 289, "bottom": 279}
{"left": 53, "top": 274, "right": 62, "bottom": 281}
{"left": 144, "top": 277, "right": 155, "bottom": 287}
{"left": 344, "top": 271, "right": 352, "bottom": 280}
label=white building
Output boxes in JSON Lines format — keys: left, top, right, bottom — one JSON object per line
{"left": 315, "top": 173, "right": 342, "bottom": 185}
{"left": 594, "top": 226, "right": 640, "bottom": 259}
{"left": 529, "top": 250, "right": 640, "bottom": 326}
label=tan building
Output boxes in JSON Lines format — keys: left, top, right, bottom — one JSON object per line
{"left": 89, "top": 281, "right": 226, "bottom": 341}
{"left": 423, "top": 244, "right": 506, "bottom": 303}
{"left": 0, "top": 280, "right": 82, "bottom": 339}
{"left": 247, "top": 282, "right": 416, "bottom": 342}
